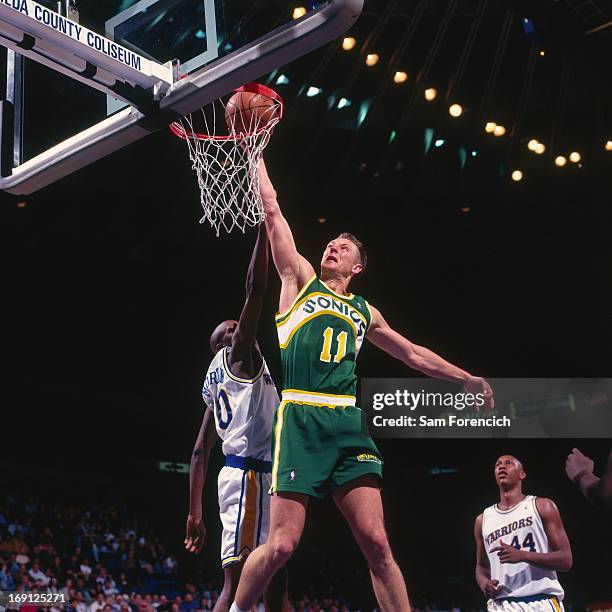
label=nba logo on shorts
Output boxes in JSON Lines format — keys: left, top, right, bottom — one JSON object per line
{"left": 290, "top": 470, "right": 296, "bottom": 481}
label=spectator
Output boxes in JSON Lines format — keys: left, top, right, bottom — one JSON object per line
{"left": 29, "top": 561, "right": 50, "bottom": 585}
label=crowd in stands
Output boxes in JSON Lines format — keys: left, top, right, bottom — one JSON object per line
{"left": 0, "top": 494, "right": 373, "bottom": 612}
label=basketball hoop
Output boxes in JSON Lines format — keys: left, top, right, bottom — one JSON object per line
{"left": 169, "top": 83, "right": 284, "bottom": 236}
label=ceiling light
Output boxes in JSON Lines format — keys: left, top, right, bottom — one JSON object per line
{"left": 605, "top": 140, "right": 612, "bottom": 151}
{"left": 534, "top": 143, "right": 546, "bottom": 154}
{"left": 569, "top": 151, "right": 581, "bottom": 163}
{"left": 393, "top": 71, "right": 408, "bottom": 84}
{"left": 494, "top": 125, "right": 506, "bottom": 137}
{"left": 424, "top": 88, "right": 437, "bottom": 101}
{"left": 365, "top": 53, "right": 379, "bottom": 67}
{"left": 306, "top": 86, "right": 322, "bottom": 97}
{"left": 511, "top": 170, "right": 523, "bottom": 182}
{"left": 449, "top": 104, "right": 463, "bottom": 118}
{"left": 292, "top": 6, "right": 307, "bottom": 19}
{"left": 485, "top": 122, "right": 496, "bottom": 133}
{"left": 555, "top": 155, "right": 567, "bottom": 167}
{"left": 342, "top": 37, "right": 356, "bottom": 51}
{"left": 527, "top": 139, "right": 539, "bottom": 151}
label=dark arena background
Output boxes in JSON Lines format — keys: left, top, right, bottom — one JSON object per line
{"left": 1, "top": 0, "right": 611, "bottom": 611}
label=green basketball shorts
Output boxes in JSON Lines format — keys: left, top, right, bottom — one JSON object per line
{"left": 270, "top": 390, "right": 383, "bottom": 499}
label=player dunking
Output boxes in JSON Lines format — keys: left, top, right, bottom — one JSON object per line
{"left": 185, "top": 224, "right": 288, "bottom": 612}
{"left": 475, "top": 455, "right": 572, "bottom": 612}
{"left": 229, "top": 160, "right": 494, "bottom": 612}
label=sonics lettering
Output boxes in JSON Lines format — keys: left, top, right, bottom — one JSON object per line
{"left": 302, "top": 295, "right": 367, "bottom": 339}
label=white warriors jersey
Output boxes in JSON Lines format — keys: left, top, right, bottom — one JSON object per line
{"left": 482, "top": 495, "right": 564, "bottom": 600}
{"left": 202, "top": 347, "right": 279, "bottom": 461}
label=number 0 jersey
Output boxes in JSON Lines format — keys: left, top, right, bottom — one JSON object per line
{"left": 275, "top": 276, "right": 372, "bottom": 399}
{"left": 482, "top": 495, "right": 564, "bottom": 600}
{"left": 202, "top": 347, "right": 279, "bottom": 461}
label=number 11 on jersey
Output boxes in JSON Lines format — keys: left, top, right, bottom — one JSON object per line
{"left": 320, "top": 327, "right": 348, "bottom": 363}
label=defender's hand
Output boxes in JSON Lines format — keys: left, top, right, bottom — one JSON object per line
{"left": 185, "top": 514, "right": 206, "bottom": 554}
{"left": 490, "top": 541, "right": 526, "bottom": 564}
{"left": 565, "top": 448, "right": 594, "bottom": 482}
{"left": 464, "top": 376, "right": 494, "bottom": 411}
{"left": 482, "top": 578, "right": 503, "bottom": 599}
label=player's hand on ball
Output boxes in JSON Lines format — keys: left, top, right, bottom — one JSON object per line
{"left": 185, "top": 514, "right": 206, "bottom": 554}
{"left": 482, "top": 579, "right": 503, "bottom": 598}
{"left": 464, "top": 376, "right": 495, "bottom": 411}
{"left": 490, "top": 540, "right": 525, "bottom": 564}
{"left": 565, "top": 448, "right": 594, "bottom": 482}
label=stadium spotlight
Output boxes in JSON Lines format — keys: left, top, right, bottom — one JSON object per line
{"left": 292, "top": 6, "right": 307, "bottom": 19}
{"left": 485, "top": 122, "right": 496, "bottom": 133}
{"left": 449, "top": 104, "right": 463, "bottom": 118}
{"left": 342, "top": 36, "right": 356, "bottom": 51}
{"left": 424, "top": 88, "right": 437, "bottom": 101}
{"left": 555, "top": 155, "right": 567, "bottom": 167}
{"left": 511, "top": 170, "right": 523, "bottom": 182}
{"left": 527, "top": 139, "right": 539, "bottom": 151}
{"left": 393, "top": 71, "right": 408, "bottom": 84}
{"left": 494, "top": 125, "right": 506, "bottom": 137}
{"left": 606, "top": 140, "right": 612, "bottom": 151}
{"left": 306, "top": 86, "right": 322, "bottom": 97}
{"left": 569, "top": 151, "right": 581, "bottom": 163}
{"left": 365, "top": 53, "right": 379, "bottom": 67}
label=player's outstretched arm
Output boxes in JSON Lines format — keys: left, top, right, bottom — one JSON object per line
{"left": 258, "top": 159, "right": 315, "bottom": 308}
{"left": 474, "top": 514, "right": 503, "bottom": 599}
{"left": 565, "top": 448, "right": 612, "bottom": 510}
{"left": 185, "top": 408, "right": 218, "bottom": 554}
{"left": 491, "top": 498, "right": 572, "bottom": 572}
{"left": 229, "top": 223, "right": 270, "bottom": 369}
{"left": 366, "top": 305, "right": 494, "bottom": 410}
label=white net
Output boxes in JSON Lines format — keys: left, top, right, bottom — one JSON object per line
{"left": 171, "top": 85, "right": 283, "bottom": 236}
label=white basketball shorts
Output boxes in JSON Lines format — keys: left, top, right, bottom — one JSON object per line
{"left": 218, "top": 465, "right": 271, "bottom": 568}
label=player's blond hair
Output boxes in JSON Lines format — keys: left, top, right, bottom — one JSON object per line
{"left": 338, "top": 232, "right": 367, "bottom": 272}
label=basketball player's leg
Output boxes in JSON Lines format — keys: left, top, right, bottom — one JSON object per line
{"left": 263, "top": 564, "right": 290, "bottom": 612}
{"left": 232, "top": 492, "right": 308, "bottom": 611}
{"left": 333, "top": 475, "right": 410, "bottom": 612}
{"left": 213, "top": 563, "right": 242, "bottom": 612}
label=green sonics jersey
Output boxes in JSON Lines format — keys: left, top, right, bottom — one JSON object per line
{"left": 275, "top": 276, "right": 372, "bottom": 398}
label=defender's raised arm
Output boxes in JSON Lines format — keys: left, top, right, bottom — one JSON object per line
{"left": 258, "top": 159, "right": 314, "bottom": 311}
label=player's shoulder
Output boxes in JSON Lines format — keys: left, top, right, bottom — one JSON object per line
{"left": 533, "top": 496, "right": 560, "bottom": 517}
{"left": 210, "top": 346, "right": 226, "bottom": 366}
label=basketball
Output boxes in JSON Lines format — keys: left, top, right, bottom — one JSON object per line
{"left": 224, "top": 90, "right": 280, "bottom": 135}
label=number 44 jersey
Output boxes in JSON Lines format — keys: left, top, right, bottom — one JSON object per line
{"left": 202, "top": 347, "right": 279, "bottom": 461}
{"left": 482, "top": 495, "right": 564, "bottom": 600}
{"left": 275, "top": 276, "right": 372, "bottom": 398}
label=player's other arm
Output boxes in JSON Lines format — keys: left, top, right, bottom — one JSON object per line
{"left": 258, "top": 159, "right": 314, "bottom": 300}
{"left": 185, "top": 407, "right": 218, "bottom": 553}
{"left": 366, "top": 305, "right": 494, "bottom": 410}
{"left": 565, "top": 448, "right": 612, "bottom": 510}
{"left": 474, "top": 514, "right": 503, "bottom": 599}
{"left": 491, "top": 499, "right": 572, "bottom": 572}
{"left": 230, "top": 223, "right": 270, "bottom": 366}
